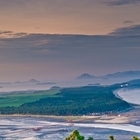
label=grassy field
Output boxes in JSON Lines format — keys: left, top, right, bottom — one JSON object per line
{"left": 0, "top": 89, "right": 60, "bottom": 107}
{"left": 0, "top": 86, "right": 130, "bottom": 115}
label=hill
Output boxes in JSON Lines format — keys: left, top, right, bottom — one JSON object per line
{"left": 76, "top": 71, "right": 140, "bottom": 80}
{"left": 102, "top": 71, "right": 140, "bottom": 79}
{"left": 76, "top": 73, "right": 96, "bottom": 80}
{"left": 14, "top": 79, "right": 40, "bottom": 84}
{"left": 27, "top": 79, "right": 40, "bottom": 83}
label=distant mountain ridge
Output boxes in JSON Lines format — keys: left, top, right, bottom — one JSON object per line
{"left": 76, "top": 70, "right": 140, "bottom": 80}
{"left": 76, "top": 73, "right": 96, "bottom": 80}
{"left": 27, "top": 79, "right": 39, "bottom": 83}
{"left": 121, "top": 79, "right": 140, "bottom": 86}
{"left": 14, "top": 79, "right": 40, "bottom": 84}
{"left": 103, "top": 71, "right": 140, "bottom": 79}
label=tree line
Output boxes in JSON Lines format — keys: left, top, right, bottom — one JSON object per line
{"left": 0, "top": 86, "right": 130, "bottom": 115}
{"left": 65, "top": 130, "right": 140, "bottom": 140}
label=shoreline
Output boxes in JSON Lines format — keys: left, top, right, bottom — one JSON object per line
{"left": 114, "top": 88, "right": 140, "bottom": 106}
{"left": 113, "top": 88, "right": 125, "bottom": 101}
{"left": 0, "top": 109, "right": 139, "bottom": 125}
{"left": 0, "top": 88, "right": 140, "bottom": 125}
{"left": 0, "top": 114, "right": 140, "bottom": 134}
{"left": 0, "top": 117, "right": 140, "bottom": 140}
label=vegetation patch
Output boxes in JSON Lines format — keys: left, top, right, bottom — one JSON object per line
{"left": 0, "top": 89, "right": 60, "bottom": 107}
{"left": 0, "top": 86, "right": 130, "bottom": 115}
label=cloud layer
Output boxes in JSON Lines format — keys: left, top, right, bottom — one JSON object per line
{"left": 107, "top": 0, "right": 140, "bottom": 6}
{"left": 0, "top": 25, "right": 140, "bottom": 81}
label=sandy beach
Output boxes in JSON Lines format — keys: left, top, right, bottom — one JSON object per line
{"left": 0, "top": 106, "right": 140, "bottom": 124}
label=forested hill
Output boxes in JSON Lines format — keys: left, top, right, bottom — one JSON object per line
{"left": 0, "top": 86, "right": 130, "bottom": 115}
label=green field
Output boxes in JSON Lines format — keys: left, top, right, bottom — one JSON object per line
{"left": 0, "top": 89, "right": 60, "bottom": 107}
{"left": 0, "top": 86, "right": 130, "bottom": 115}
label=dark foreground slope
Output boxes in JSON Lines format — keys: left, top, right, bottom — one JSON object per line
{"left": 0, "top": 86, "right": 130, "bottom": 115}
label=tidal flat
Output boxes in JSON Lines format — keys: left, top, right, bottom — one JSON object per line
{"left": 0, "top": 111, "right": 140, "bottom": 140}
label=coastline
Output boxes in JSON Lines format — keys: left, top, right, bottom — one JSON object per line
{"left": 0, "top": 89, "right": 140, "bottom": 139}
{"left": 114, "top": 88, "right": 140, "bottom": 106}
{"left": 0, "top": 88, "right": 140, "bottom": 125}
{"left": 0, "top": 116, "right": 140, "bottom": 140}
{"left": 0, "top": 114, "right": 140, "bottom": 134}
{"left": 113, "top": 88, "right": 125, "bottom": 100}
{"left": 0, "top": 109, "right": 139, "bottom": 125}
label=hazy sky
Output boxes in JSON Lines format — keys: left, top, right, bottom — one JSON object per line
{"left": 0, "top": 0, "right": 140, "bottom": 82}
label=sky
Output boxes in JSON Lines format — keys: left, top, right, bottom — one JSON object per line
{"left": 0, "top": 0, "right": 140, "bottom": 82}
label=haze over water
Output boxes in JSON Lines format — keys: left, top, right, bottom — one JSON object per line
{"left": 0, "top": 78, "right": 135, "bottom": 93}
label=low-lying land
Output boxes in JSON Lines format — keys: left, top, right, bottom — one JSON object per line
{"left": 0, "top": 85, "right": 130, "bottom": 115}
{"left": 0, "top": 89, "right": 60, "bottom": 107}
{"left": 0, "top": 107, "right": 140, "bottom": 124}
{"left": 0, "top": 115, "right": 140, "bottom": 140}
{"left": 1, "top": 79, "right": 140, "bottom": 140}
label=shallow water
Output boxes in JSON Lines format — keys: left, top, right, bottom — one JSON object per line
{"left": 117, "top": 89, "right": 140, "bottom": 105}
{"left": 0, "top": 117, "right": 140, "bottom": 140}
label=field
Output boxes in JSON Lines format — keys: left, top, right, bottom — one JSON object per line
{"left": 0, "top": 89, "right": 60, "bottom": 107}
{"left": 0, "top": 86, "right": 130, "bottom": 115}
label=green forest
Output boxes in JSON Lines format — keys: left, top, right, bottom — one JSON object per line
{"left": 0, "top": 86, "right": 130, "bottom": 115}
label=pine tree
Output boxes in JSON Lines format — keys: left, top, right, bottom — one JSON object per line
{"left": 65, "top": 130, "right": 94, "bottom": 140}
{"left": 109, "top": 135, "right": 115, "bottom": 140}
{"left": 133, "top": 136, "right": 140, "bottom": 140}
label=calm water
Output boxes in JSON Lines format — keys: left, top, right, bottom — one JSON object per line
{"left": 117, "top": 89, "right": 140, "bottom": 105}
